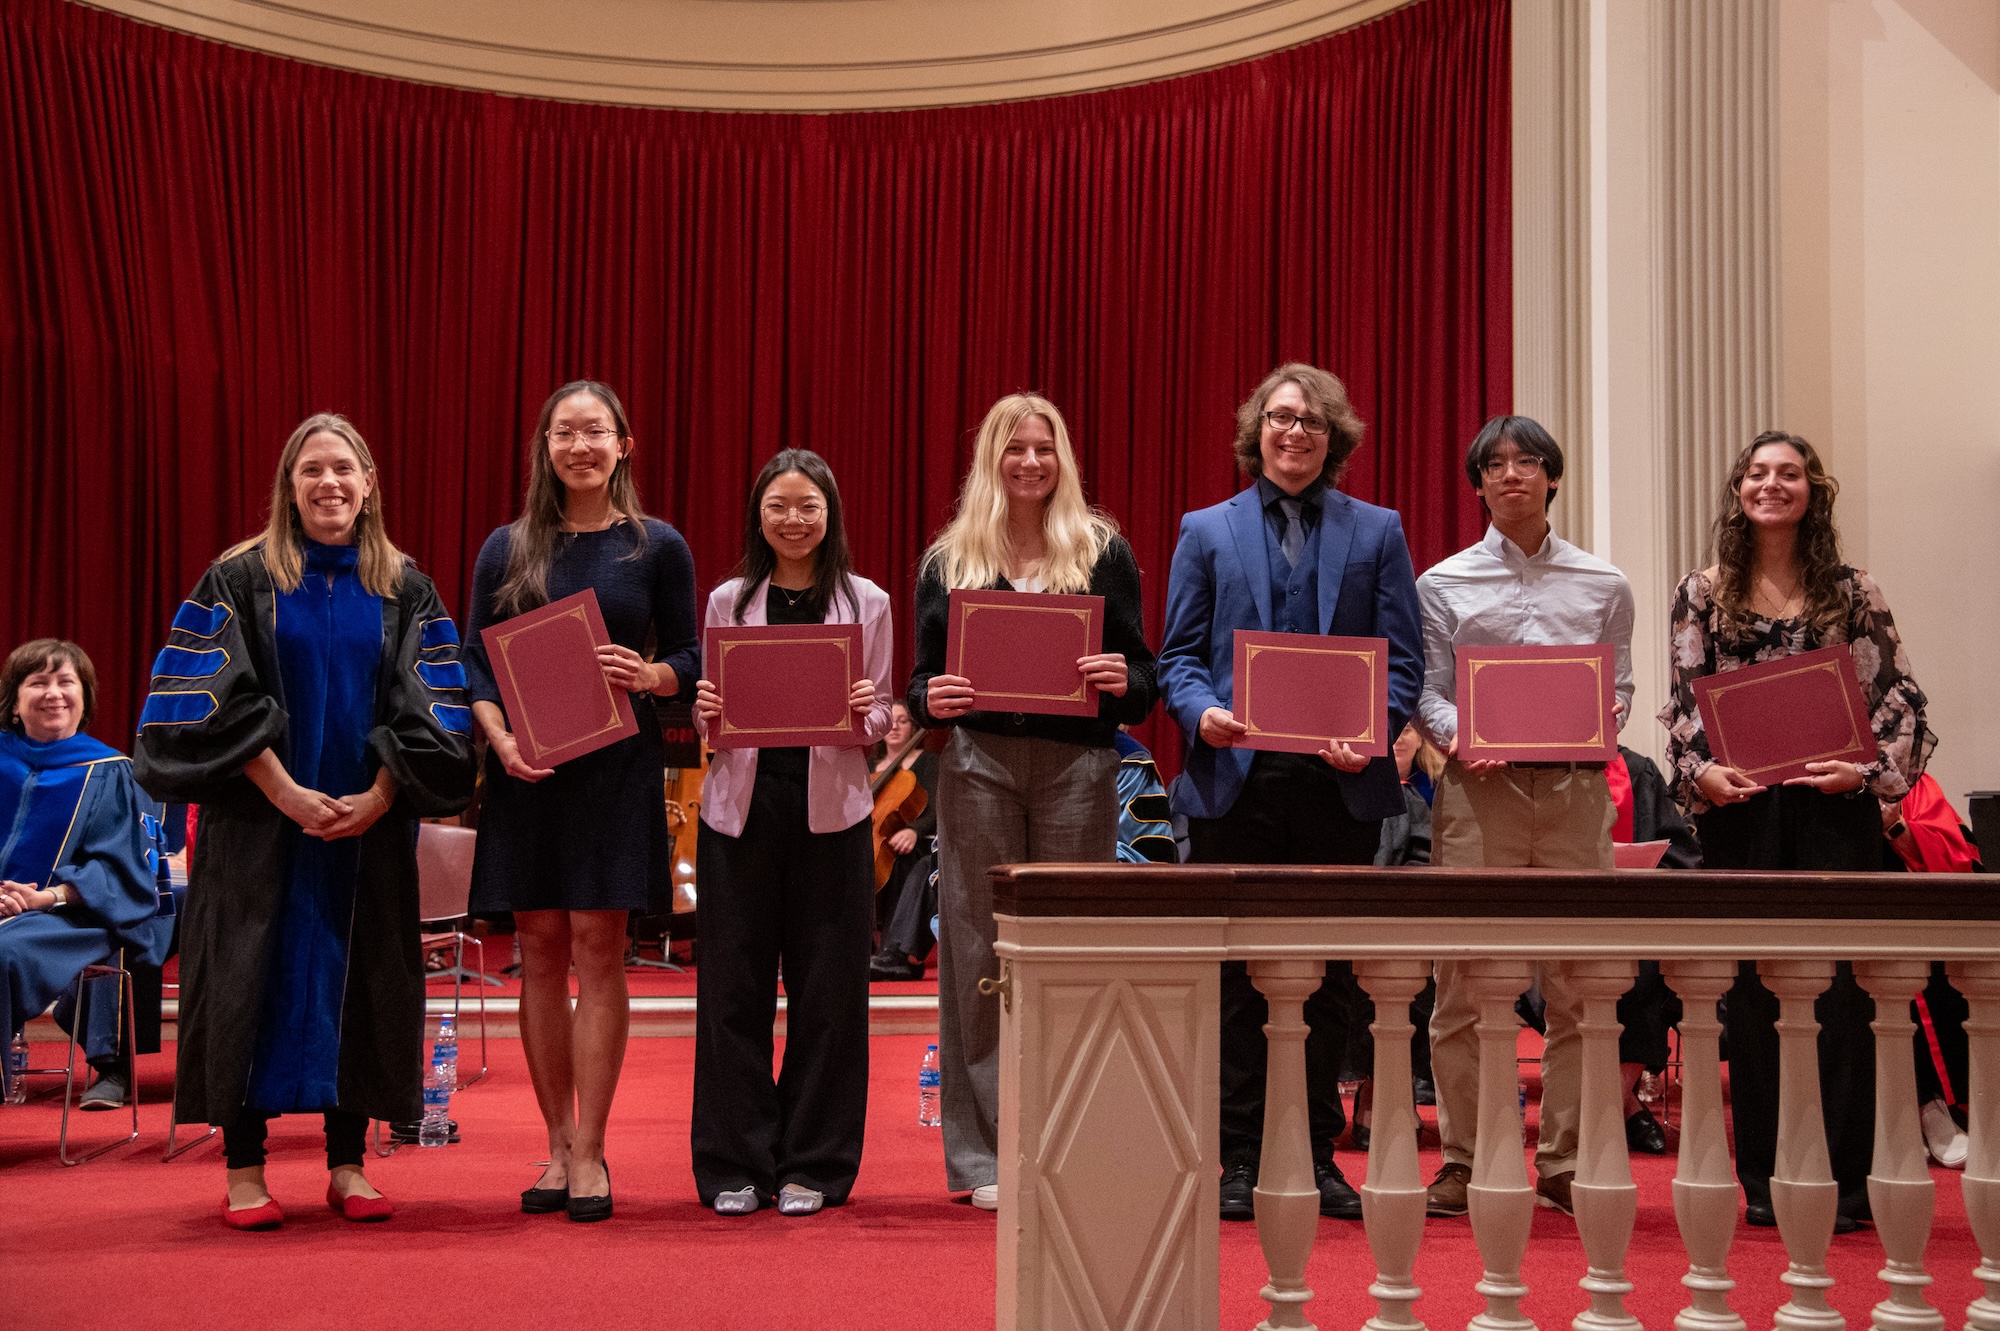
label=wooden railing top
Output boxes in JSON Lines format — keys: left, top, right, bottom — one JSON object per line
{"left": 990, "top": 863, "right": 1999, "bottom": 921}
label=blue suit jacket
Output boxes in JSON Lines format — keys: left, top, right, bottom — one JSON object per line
{"left": 1158, "top": 484, "right": 1424, "bottom": 822}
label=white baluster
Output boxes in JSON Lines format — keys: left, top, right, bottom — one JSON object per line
{"left": 1948, "top": 960, "right": 2000, "bottom": 1331}
{"left": 1659, "top": 960, "right": 1747, "bottom": 1331}
{"left": 1760, "top": 960, "right": 1845, "bottom": 1331}
{"left": 1465, "top": 959, "right": 1538, "bottom": 1331}
{"left": 1569, "top": 959, "right": 1641, "bottom": 1331}
{"left": 1252, "top": 959, "right": 1326, "bottom": 1331}
{"left": 1358, "top": 960, "right": 1434, "bottom": 1331}
{"left": 1852, "top": 960, "right": 1942, "bottom": 1331}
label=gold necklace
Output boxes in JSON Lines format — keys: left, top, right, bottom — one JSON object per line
{"left": 1751, "top": 568, "right": 1804, "bottom": 619}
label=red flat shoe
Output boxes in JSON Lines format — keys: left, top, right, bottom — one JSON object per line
{"left": 221, "top": 1197, "right": 284, "bottom": 1231}
{"left": 327, "top": 1181, "right": 395, "bottom": 1222}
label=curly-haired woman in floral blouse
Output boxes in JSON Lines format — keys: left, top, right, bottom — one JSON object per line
{"left": 1660, "top": 429, "right": 1933, "bottom": 1234}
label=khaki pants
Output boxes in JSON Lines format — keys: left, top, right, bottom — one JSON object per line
{"left": 1429, "top": 761, "right": 1614, "bottom": 1178}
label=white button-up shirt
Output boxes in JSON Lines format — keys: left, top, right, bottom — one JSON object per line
{"left": 1414, "top": 524, "right": 1636, "bottom": 750}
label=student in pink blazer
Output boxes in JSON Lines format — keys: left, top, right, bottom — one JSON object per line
{"left": 692, "top": 449, "right": 893, "bottom": 1217}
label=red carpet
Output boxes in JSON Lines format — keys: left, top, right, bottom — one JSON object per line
{"left": 2, "top": 1032, "right": 1983, "bottom": 1330}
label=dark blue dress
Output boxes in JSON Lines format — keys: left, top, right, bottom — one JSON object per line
{"left": 463, "top": 518, "right": 699, "bottom": 914}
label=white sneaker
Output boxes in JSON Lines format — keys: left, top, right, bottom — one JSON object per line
{"left": 714, "top": 1186, "right": 760, "bottom": 1215}
{"left": 969, "top": 1184, "right": 999, "bottom": 1211}
{"left": 1921, "top": 1098, "right": 1968, "bottom": 1169}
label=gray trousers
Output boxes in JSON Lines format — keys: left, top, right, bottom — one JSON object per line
{"left": 935, "top": 728, "right": 1119, "bottom": 1192}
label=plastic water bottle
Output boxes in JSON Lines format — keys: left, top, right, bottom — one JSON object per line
{"left": 4, "top": 1032, "right": 27, "bottom": 1105}
{"left": 918, "top": 1043, "right": 942, "bottom": 1127}
{"left": 419, "top": 1015, "right": 457, "bottom": 1147}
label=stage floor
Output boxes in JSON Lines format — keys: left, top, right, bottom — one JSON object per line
{"left": 2, "top": 1032, "right": 1983, "bottom": 1330}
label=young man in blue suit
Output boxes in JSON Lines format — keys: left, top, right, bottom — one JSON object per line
{"left": 1158, "top": 363, "right": 1424, "bottom": 1221}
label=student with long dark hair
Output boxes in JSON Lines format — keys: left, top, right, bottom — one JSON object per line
{"left": 692, "top": 449, "right": 893, "bottom": 1216}
{"left": 463, "top": 381, "right": 699, "bottom": 1223}
{"left": 1661, "top": 429, "right": 1932, "bottom": 1231}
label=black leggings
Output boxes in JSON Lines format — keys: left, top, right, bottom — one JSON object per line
{"left": 223, "top": 1108, "right": 368, "bottom": 1170}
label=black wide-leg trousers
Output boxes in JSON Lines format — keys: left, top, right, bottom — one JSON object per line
{"left": 692, "top": 767, "right": 874, "bottom": 1205}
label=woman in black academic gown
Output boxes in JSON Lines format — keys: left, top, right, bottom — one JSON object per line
{"left": 136, "top": 413, "right": 475, "bottom": 1230}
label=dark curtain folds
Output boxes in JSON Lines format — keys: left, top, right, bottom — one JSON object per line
{"left": 1, "top": 0, "right": 1509, "bottom": 774}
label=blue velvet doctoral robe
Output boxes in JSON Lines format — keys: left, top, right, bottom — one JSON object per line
{"left": 0, "top": 729, "right": 173, "bottom": 1095}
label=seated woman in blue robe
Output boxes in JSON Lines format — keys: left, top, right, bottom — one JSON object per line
{"left": 135, "top": 412, "right": 475, "bottom": 1231}
{"left": 0, "top": 640, "right": 173, "bottom": 1104}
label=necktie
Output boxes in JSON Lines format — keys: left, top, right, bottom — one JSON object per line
{"left": 1279, "top": 497, "right": 1305, "bottom": 570}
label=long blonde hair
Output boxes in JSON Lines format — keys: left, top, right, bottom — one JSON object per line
{"left": 224, "top": 413, "right": 406, "bottom": 597}
{"left": 920, "top": 393, "right": 1117, "bottom": 593}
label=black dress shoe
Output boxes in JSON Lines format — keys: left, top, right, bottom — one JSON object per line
{"left": 1744, "top": 1199, "right": 1776, "bottom": 1227}
{"left": 566, "top": 1161, "right": 613, "bottom": 1223}
{"left": 1412, "top": 1077, "right": 1436, "bottom": 1107}
{"left": 1350, "top": 1123, "right": 1371, "bottom": 1153}
{"left": 521, "top": 1176, "right": 567, "bottom": 1215}
{"left": 1315, "top": 1162, "right": 1364, "bottom": 1220}
{"left": 1219, "top": 1162, "right": 1257, "bottom": 1221}
{"left": 869, "top": 951, "right": 925, "bottom": 982}
{"left": 1624, "top": 1105, "right": 1667, "bottom": 1155}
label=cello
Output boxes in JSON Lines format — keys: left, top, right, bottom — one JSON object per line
{"left": 869, "top": 730, "right": 929, "bottom": 891}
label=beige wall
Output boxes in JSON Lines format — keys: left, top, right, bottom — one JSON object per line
{"left": 1779, "top": 0, "right": 2000, "bottom": 807}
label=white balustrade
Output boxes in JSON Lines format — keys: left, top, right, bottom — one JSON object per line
{"left": 991, "top": 865, "right": 2000, "bottom": 1331}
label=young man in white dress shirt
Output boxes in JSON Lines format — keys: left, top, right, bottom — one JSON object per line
{"left": 1412, "top": 415, "right": 1636, "bottom": 1219}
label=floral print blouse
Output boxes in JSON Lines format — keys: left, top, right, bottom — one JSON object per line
{"left": 1659, "top": 566, "right": 1934, "bottom": 814}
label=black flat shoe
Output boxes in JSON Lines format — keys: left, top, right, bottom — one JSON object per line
{"left": 1744, "top": 1200, "right": 1776, "bottom": 1227}
{"left": 1624, "top": 1105, "right": 1667, "bottom": 1155}
{"left": 521, "top": 1178, "right": 567, "bottom": 1214}
{"left": 566, "top": 1161, "right": 613, "bottom": 1223}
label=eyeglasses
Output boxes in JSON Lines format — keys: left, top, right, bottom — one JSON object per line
{"left": 547, "top": 427, "right": 621, "bottom": 446}
{"left": 1480, "top": 454, "right": 1547, "bottom": 479}
{"left": 1262, "top": 410, "right": 1330, "bottom": 437}
{"left": 761, "top": 502, "right": 826, "bottom": 524}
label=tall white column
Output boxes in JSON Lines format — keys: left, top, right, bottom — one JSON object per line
{"left": 1660, "top": 959, "right": 1747, "bottom": 1331}
{"left": 1852, "top": 959, "right": 1942, "bottom": 1331}
{"left": 1949, "top": 960, "right": 2000, "bottom": 1331}
{"left": 1569, "top": 959, "right": 1642, "bottom": 1331}
{"left": 1465, "top": 959, "right": 1539, "bottom": 1331}
{"left": 1760, "top": 960, "right": 1844, "bottom": 1331}
{"left": 1252, "top": 959, "right": 1326, "bottom": 1331}
{"left": 1358, "top": 960, "right": 1434, "bottom": 1331}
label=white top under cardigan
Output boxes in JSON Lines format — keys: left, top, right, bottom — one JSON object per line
{"left": 695, "top": 574, "right": 895, "bottom": 838}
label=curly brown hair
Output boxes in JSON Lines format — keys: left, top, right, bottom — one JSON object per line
{"left": 1231, "top": 363, "right": 1366, "bottom": 486}
{"left": 1709, "top": 431, "right": 1848, "bottom": 643}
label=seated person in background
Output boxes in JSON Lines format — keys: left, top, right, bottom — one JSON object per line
{"left": 870, "top": 701, "right": 937, "bottom": 942}
{"left": 1608, "top": 744, "right": 1699, "bottom": 1154}
{"left": 1, "top": 640, "right": 174, "bottom": 1105}
{"left": 1113, "top": 729, "right": 1177, "bottom": 864}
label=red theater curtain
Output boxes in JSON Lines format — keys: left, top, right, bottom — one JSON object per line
{"left": 0, "top": 0, "right": 1509, "bottom": 770}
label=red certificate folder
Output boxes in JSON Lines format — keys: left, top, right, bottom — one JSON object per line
{"left": 1231, "top": 631, "right": 1390, "bottom": 756}
{"left": 705, "top": 623, "right": 864, "bottom": 750}
{"left": 946, "top": 589, "right": 1104, "bottom": 718}
{"left": 1692, "top": 644, "right": 1878, "bottom": 785}
{"left": 480, "top": 589, "right": 638, "bottom": 768}
{"left": 1455, "top": 643, "right": 1617, "bottom": 763}
{"left": 1614, "top": 840, "right": 1670, "bottom": 869}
